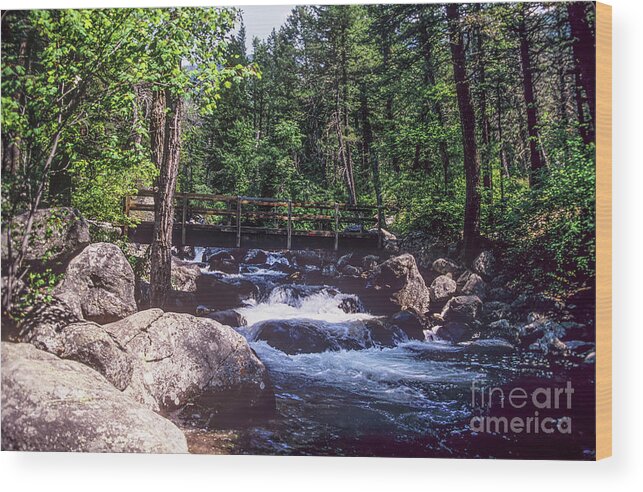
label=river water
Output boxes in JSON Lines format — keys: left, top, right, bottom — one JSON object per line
{"left": 181, "top": 248, "right": 595, "bottom": 459}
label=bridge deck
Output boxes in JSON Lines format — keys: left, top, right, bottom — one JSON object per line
{"left": 124, "top": 190, "right": 385, "bottom": 251}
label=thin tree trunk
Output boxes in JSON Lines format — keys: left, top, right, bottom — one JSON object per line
{"left": 518, "top": 7, "right": 544, "bottom": 187}
{"left": 149, "top": 91, "right": 183, "bottom": 308}
{"left": 475, "top": 8, "right": 492, "bottom": 198}
{"left": 447, "top": 4, "right": 481, "bottom": 265}
{"left": 567, "top": 2, "right": 596, "bottom": 133}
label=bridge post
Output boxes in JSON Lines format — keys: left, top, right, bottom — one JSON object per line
{"left": 181, "top": 194, "right": 188, "bottom": 246}
{"left": 236, "top": 196, "right": 242, "bottom": 248}
{"left": 334, "top": 203, "right": 339, "bottom": 251}
{"left": 287, "top": 200, "right": 292, "bottom": 250}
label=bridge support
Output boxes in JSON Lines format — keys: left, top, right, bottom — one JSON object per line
{"left": 181, "top": 195, "right": 188, "bottom": 245}
{"left": 287, "top": 200, "right": 292, "bottom": 250}
{"left": 334, "top": 203, "right": 339, "bottom": 251}
{"left": 236, "top": 196, "right": 241, "bottom": 248}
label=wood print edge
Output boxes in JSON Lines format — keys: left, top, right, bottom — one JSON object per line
{"left": 595, "top": 1, "right": 612, "bottom": 461}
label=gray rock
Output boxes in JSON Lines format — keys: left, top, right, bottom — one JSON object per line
{"left": 195, "top": 275, "right": 259, "bottom": 310}
{"left": 244, "top": 249, "right": 268, "bottom": 265}
{"left": 472, "top": 250, "right": 496, "bottom": 279}
{"left": 1, "top": 342, "right": 187, "bottom": 453}
{"left": 387, "top": 310, "right": 426, "bottom": 340}
{"left": 432, "top": 258, "right": 461, "bottom": 276}
{"left": 484, "top": 319, "right": 519, "bottom": 344}
{"left": 460, "top": 272, "right": 487, "bottom": 300}
{"left": 105, "top": 309, "right": 274, "bottom": 419}
{"left": 208, "top": 254, "right": 238, "bottom": 274}
{"left": 55, "top": 242, "right": 137, "bottom": 324}
{"left": 204, "top": 309, "right": 247, "bottom": 328}
{"left": 249, "top": 318, "right": 375, "bottom": 354}
{"left": 171, "top": 257, "right": 201, "bottom": 292}
{"left": 433, "top": 322, "right": 473, "bottom": 343}
{"left": 440, "top": 295, "right": 483, "bottom": 324}
{"left": 529, "top": 335, "right": 568, "bottom": 356}
{"left": 337, "top": 253, "right": 354, "bottom": 269}
{"left": 1, "top": 207, "right": 90, "bottom": 271}
{"left": 368, "top": 254, "right": 431, "bottom": 315}
{"left": 430, "top": 275, "right": 457, "bottom": 304}
{"left": 518, "top": 317, "right": 566, "bottom": 347}
{"left": 461, "top": 338, "right": 515, "bottom": 354}
{"left": 21, "top": 313, "right": 133, "bottom": 391}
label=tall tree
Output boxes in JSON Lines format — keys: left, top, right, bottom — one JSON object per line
{"left": 567, "top": 2, "right": 596, "bottom": 133}
{"left": 446, "top": 4, "right": 481, "bottom": 264}
{"left": 517, "top": 5, "right": 544, "bottom": 187}
{"left": 137, "top": 8, "right": 255, "bottom": 307}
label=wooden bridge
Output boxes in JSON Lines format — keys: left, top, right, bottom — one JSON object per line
{"left": 124, "top": 190, "right": 387, "bottom": 251}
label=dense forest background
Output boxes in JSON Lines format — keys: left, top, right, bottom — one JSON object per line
{"left": 1, "top": 2, "right": 596, "bottom": 311}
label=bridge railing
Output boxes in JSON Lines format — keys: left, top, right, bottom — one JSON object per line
{"left": 124, "top": 190, "right": 385, "bottom": 250}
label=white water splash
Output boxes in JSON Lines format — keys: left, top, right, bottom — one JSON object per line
{"left": 238, "top": 286, "right": 374, "bottom": 326}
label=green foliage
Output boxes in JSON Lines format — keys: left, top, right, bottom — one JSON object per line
{"left": 13, "top": 269, "right": 63, "bottom": 320}
{"left": 498, "top": 139, "right": 595, "bottom": 291}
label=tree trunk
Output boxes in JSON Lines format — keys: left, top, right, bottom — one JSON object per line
{"left": 150, "top": 90, "right": 167, "bottom": 169}
{"left": 567, "top": 2, "right": 596, "bottom": 133}
{"left": 447, "top": 4, "right": 481, "bottom": 265}
{"left": 518, "top": 8, "right": 544, "bottom": 187}
{"left": 149, "top": 91, "right": 183, "bottom": 308}
{"left": 474, "top": 7, "right": 492, "bottom": 198}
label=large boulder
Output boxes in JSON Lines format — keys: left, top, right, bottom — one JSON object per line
{"left": 367, "top": 254, "right": 431, "bottom": 315}
{"left": 440, "top": 295, "right": 483, "bottom": 324}
{"left": 386, "top": 310, "right": 426, "bottom": 340}
{"left": 208, "top": 252, "right": 238, "bottom": 274}
{"left": 171, "top": 257, "right": 201, "bottom": 292}
{"left": 430, "top": 275, "right": 457, "bottom": 305}
{"left": 105, "top": 309, "right": 275, "bottom": 421}
{"left": 1, "top": 342, "right": 187, "bottom": 453}
{"left": 194, "top": 274, "right": 259, "bottom": 310}
{"left": 251, "top": 319, "right": 335, "bottom": 355}
{"left": 244, "top": 249, "right": 268, "bottom": 265}
{"left": 1, "top": 207, "right": 90, "bottom": 272}
{"left": 458, "top": 271, "right": 487, "bottom": 300}
{"left": 249, "top": 319, "right": 375, "bottom": 354}
{"left": 20, "top": 306, "right": 133, "bottom": 391}
{"left": 54, "top": 242, "right": 137, "bottom": 324}
{"left": 432, "top": 322, "right": 473, "bottom": 343}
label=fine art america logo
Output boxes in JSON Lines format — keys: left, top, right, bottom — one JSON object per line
{"left": 469, "top": 380, "right": 574, "bottom": 434}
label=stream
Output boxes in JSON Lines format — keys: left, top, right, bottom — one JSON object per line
{"left": 180, "top": 248, "right": 595, "bottom": 459}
